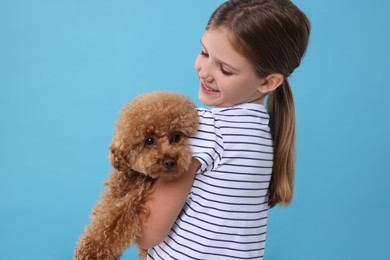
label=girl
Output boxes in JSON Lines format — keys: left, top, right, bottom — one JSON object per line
{"left": 137, "top": 0, "right": 310, "bottom": 259}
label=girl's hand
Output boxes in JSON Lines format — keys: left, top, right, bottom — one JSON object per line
{"left": 136, "top": 158, "right": 200, "bottom": 250}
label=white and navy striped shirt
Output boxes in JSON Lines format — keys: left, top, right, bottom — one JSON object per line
{"left": 148, "top": 103, "right": 273, "bottom": 260}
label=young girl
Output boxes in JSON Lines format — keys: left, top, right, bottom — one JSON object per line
{"left": 137, "top": 0, "right": 310, "bottom": 259}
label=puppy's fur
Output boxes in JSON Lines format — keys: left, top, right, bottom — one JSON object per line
{"left": 74, "top": 92, "right": 199, "bottom": 259}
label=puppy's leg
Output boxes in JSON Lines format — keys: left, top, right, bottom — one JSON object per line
{"left": 74, "top": 170, "right": 132, "bottom": 259}
{"left": 74, "top": 191, "right": 125, "bottom": 259}
{"left": 138, "top": 249, "right": 148, "bottom": 260}
{"left": 75, "top": 172, "right": 153, "bottom": 259}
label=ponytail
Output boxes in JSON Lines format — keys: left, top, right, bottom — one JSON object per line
{"left": 267, "top": 79, "right": 296, "bottom": 208}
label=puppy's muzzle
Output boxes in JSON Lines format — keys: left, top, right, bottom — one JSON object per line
{"left": 163, "top": 158, "right": 175, "bottom": 170}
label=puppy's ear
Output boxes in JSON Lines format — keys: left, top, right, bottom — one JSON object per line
{"left": 109, "top": 138, "right": 129, "bottom": 172}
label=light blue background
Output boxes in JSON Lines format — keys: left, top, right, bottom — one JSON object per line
{"left": 1, "top": 0, "right": 389, "bottom": 259}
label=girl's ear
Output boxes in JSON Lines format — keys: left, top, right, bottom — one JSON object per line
{"left": 257, "top": 73, "right": 284, "bottom": 94}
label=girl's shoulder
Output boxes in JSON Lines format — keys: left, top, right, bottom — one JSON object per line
{"left": 197, "top": 103, "right": 270, "bottom": 124}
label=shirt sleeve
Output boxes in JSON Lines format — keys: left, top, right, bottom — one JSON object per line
{"left": 188, "top": 108, "right": 224, "bottom": 174}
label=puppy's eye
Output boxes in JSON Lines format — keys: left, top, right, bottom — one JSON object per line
{"left": 171, "top": 133, "right": 182, "bottom": 144}
{"left": 145, "top": 137, "right": 154, "bottom": 146}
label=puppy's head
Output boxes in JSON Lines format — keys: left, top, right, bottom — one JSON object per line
{"left": 109, "top": 91, "right": 199, "bottom": 179}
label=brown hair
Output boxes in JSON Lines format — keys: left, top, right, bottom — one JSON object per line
{"left": 206, "top": 0, "right": 310, "bottom": 207}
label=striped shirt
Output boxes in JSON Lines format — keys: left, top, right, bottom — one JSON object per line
{"left": 148, "top": 103, "right": 273, "bottom": 260}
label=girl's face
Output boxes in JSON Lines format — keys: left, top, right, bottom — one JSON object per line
{"left": 195, "top": 28, "right": 265, "bottom": 108}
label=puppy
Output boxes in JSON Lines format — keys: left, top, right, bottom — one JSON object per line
{"left": 74, "top": 91, "right": 199, "bottom": 260}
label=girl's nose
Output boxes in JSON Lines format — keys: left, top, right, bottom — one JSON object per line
{"left": 198, "top": 68, "right": 214, "bottom": 83}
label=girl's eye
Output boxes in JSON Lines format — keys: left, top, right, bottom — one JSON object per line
{"left": 171, "top": 133, "right": 182, "bottom": 144}
{"left": 221, "top": 67, "right": 233, "bottom": 76}
{"left": 200, "top": 50, "right": 209, "bottom": 57}
{"left": 145, "top": 137, "right": 154, "bottom": 146}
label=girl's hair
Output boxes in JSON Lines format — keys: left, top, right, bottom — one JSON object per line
{"left": 206, "top": 0, "right": 310, "bottom": 208}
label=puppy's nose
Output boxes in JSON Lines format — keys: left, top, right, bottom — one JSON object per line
{"left": 163, "top": 159, "right": 175, "bottom": 170}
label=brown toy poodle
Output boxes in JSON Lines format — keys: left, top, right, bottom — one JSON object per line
{"left": 74, "top": 91, "right": 199, "bottom": 260}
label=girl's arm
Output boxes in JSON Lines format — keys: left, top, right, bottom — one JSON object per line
{"left": 136, "top": 158, "right": 200, "bottom": 249}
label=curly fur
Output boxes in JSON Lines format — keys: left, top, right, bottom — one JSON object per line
{"left": 74, "top": 92, "right": 199, "bottom": 260}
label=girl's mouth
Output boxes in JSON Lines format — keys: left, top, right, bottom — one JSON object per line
{"left": 201, "top": 82, "right": 220, "bottom": 94}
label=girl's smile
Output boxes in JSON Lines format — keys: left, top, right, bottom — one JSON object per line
{"left": 200, "top": 82, "right": 220, "bottom": 95}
